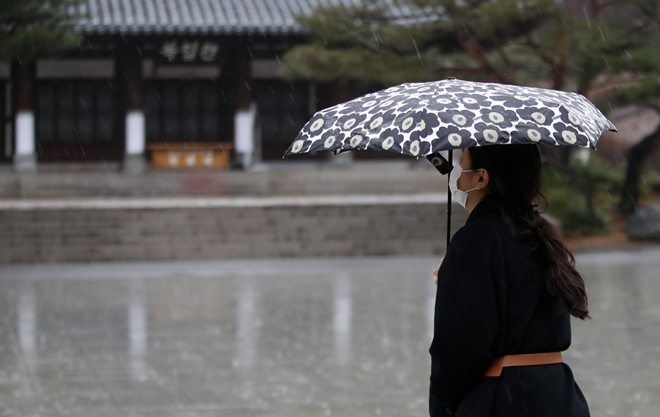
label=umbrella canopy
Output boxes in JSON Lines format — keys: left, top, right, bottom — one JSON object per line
{"left": 282, "top": 77, "right": 618, "bottom": 249}
{"left": 283, "top": 78, "right": 617, "bottom": 159}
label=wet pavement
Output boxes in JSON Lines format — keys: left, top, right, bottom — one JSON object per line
{"left": 1, "top": 248, "right": 659, "bottom": 417}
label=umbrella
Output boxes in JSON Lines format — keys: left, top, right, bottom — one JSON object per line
{"left": 283, "top": 77, "right": 617, "bottom": 248}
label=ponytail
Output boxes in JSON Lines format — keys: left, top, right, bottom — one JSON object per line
{"left": 521, "top": 207, "right": 590, "bottom": 320}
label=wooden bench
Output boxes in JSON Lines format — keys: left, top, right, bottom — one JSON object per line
{"left": 147, "top": 142, "right": 233, "bottom": 169}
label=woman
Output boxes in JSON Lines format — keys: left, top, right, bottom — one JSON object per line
{"left": 429, "top": 144, "right": 590, "bottom": 417}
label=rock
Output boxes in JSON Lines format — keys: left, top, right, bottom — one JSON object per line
{"left": 626, "top": 204, "right": 660, "bottom": 240}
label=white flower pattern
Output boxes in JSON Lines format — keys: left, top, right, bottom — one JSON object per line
{"left": 452, "top": 115, "right": 467, "bottom": 126}
{"left": 381, "top": 136, "right": 395, "bottom": 150}
{"left": 531, "top": 112, "right": 546, "bottom": 123}
{"left": 528, "top": 129, "right": 542, "bottom": 142}
{"left": 310, "top": 119, "right": 324, "bottom": 132}
{"left": 284, "top": 78, "right": 617, "bottom": 158}
{"left": 324, "top": 136, "right": 336, "bottom": 148}
{"left": 350, "top": 135, "right": 363, "bottom": 147}
{"left": 343, "top": 119, "right": 357, "bottom": 129}
{"left": 291, "top": 140, "right": 305, "bottom": 153}
{"left": 409, "top": 140, "right": 421, "bottom": 156}
{"left": 562, "top": 131, "right": 577, "bottom": 144}
{"left": 483, "top": 129, "right": 499, "bottom": 143}
{"left": 370, "top": 117, "right": 384, "bottom": 130}
{"left": 401, "top": 117, "right": 415, "bottom": 131}
{"left": 489, "top": 112, "right": 504, "bottom": 124}
{"left": 448, "top": 133, "right": 462, "bottom": 146}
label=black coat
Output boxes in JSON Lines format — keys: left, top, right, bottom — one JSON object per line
{"left": 429, "top": 198, "right": 590, "bottom": 417}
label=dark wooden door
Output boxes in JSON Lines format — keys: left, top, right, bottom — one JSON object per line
{"left": 34, "top": 80, "right": 122, "bottom": 161}
{"left": 0, "top": 81, "right": 9, "bottom": 163}
{"left": 253, "top": 80, "right": 330, "bottom": 161}
{"left": 144, "top": 79, "right": 233, "bottom": 143}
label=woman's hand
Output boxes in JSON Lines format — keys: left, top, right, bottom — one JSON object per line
{"left": 433, "top": 257, "right": 444, "bottom": 285}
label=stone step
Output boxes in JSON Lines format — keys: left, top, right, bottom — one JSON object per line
{"left": 0, "top": 194, "right": 466, "bottom": 264}
{"left": 0, "top": 163, "right": 447, "bottom": 199}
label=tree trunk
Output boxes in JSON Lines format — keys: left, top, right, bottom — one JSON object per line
{"left": 454, "top": 25, "right": 506, "bottom": 84}
{"left": 619, "top": 123, "right": 660, "bottom": 215}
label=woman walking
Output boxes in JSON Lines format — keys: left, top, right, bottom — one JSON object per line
{"left": 430, "top": 144, "right": 590, "bottom": 417}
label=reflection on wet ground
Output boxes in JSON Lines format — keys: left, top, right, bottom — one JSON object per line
{"left": 1, "top": 248, "right": 659, "bottom": 416}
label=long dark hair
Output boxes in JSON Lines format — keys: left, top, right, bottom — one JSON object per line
{"left": 468, "top": 144, "right": 590, "bottom": 320}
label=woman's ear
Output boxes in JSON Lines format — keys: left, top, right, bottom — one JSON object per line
{"left": 477, "top": 169, "right": 490, "bottom": 191}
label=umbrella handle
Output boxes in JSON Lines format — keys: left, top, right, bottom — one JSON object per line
{"left": 446, "top": 149, "right": 452, "bottom": 251}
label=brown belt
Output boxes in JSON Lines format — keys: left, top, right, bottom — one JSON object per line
{"left": 484, "top": 352, "right": 563, "bottom": 377}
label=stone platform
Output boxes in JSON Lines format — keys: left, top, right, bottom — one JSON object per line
{"left": 0, "top": 164, "right": 461, "bottom": 264}
{"left": 0, "top": 194, "right": 466, "bottom": 264}
{"left": 0, "top": 162, "right": 446, "bottom": 199}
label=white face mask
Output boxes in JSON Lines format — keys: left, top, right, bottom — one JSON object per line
{"left": 448, "top": 165, "right": 480, "bottom": 209}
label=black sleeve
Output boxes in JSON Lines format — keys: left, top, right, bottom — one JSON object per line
{"left": 429, "top": 226, "right": 501, "bottom": 417}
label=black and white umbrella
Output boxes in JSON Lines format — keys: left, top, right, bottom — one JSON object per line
{"left": 284, "top": 78, "right": 616, "bottom": 158}
{"left": 283, "top": 78, "right": 617, "bottom": 247}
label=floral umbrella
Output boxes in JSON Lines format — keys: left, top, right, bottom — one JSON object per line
{"left": 283, "top": 78, "right": 618, "bottom": 247}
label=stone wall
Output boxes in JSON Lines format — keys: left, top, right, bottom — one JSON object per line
{"left": 0, "top": 165, "right": 446, "bottom": 199}
{"left": 0, "top": 195, "right": 467, "bottom": 264}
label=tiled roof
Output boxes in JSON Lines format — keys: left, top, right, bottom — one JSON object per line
{"left": 75, "top": 0, "right": 419, "bottom": 36}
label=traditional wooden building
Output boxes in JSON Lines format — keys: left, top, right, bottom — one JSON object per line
{"left": 3, "top": 0, "right": 358, "bottom": 171}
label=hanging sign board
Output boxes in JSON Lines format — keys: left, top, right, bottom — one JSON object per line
{"left": 157, "top": 40, "right": 222, "bottom": 64}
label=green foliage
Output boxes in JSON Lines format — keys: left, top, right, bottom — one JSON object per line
{"left": 282, "top": 3, "right": 439, "bottom": 84}
{"left": 283, "top": 0, "right": 572, "bottom": 88}
{"left": 283, "top": 0, "right": 660, "bottom": 105}
{"left": 638, "top": 168, "right": 660, "bottom": 195}
{"left": 283, "top": 0, "right": 660, "bottom": 218}
{"left": 281, "top": 43, "right": 438, "bottom": 86}
{"left": 542, "top": 154, "right": 625, "bottom": 235}
{"left": 283, "top": 0, "right": 562, "bottom": 85}
{"left": 0, "top": 0, "right": 83, "bottom": 63}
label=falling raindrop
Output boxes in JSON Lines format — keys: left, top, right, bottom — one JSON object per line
{"left": 410, "top": 36, "right": 424, "bottom": 68}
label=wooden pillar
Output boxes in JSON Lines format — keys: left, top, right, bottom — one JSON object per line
{"left": 233, "top": 45, "right": 256, "bottom": 169}
{"left": 13, "top": 62, "right": 36, "bottom": 171}
{"left": 235, "top": 53, "right": 251, "bottom": 111}
{"left": 122, "top": 55, "right": 147, "bottom": 172}
{"left": 0, "top": 64, "right": 8, "bottom": 162}
{"left": 126, "top": 56, "right": 142, "bottom": 110}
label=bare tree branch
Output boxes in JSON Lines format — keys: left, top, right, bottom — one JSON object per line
{"left": 454, "top": 23, "right": 507, "bottom": 82}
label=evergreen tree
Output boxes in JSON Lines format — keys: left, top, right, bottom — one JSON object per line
{"left": 0, "top": 0, "right": 82, "bottom": 63}
{"left": 608, "top": 0, "right": 660, "bottom": 214}
{"left": 283, "top": 0, "right": 584, "bottom": 89}
{"left": 282, "top": 0, "right": 660, "bottom": 215}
